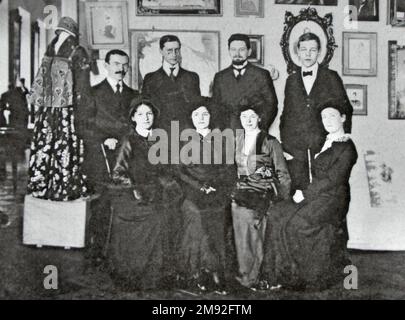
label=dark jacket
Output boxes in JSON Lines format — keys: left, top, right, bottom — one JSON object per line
{"left": 82, "top": 79, "right": 138, "bottom": 188}
{"left": 280, "top": 66, "right": 353, "bottom": 160}
{"left": 212, "top": 63, "right": 278, "bottom": 131}
{"left": 142, "top": 67, "right": 201, "bottom": 131}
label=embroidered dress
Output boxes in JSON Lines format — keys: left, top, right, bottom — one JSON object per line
{"left": 27, "top": 37, "right": 90, "bottom": 201}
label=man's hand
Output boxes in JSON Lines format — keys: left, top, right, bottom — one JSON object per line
{"left": 293, "top": 190, "right": 305, "bottom": 204}
{"left": 104, "top": 138, "right": 118, "bottom": 150}
{"left": 283, "top": 152, "right": 294, "bottom": 161}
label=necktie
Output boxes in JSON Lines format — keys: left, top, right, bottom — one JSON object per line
{"left": 115, "top": 82, "right": 121, "bottom": 94}
{"left": 303, "top": 71, "right": 313, "bottom": 77}
{"left": 170, "top": 67, "right": 176, "bottom": 81}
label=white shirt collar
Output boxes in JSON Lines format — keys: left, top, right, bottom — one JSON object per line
{"left": 136, "top": 127, "right": 152, "bottom": 138}
{"left": 197, "top": 128, "right": 211, "bottom": 138}
{"left": 106, "top": 77, "right": 123, "bottom": 93}
{"left": 163, "top": 60, "right": 179, "bottom": 77}
{"left": 302, "top": 62, "right": 319, "bottom": 75}
{"left": 233, "top": 61, "right": 248, "bottom": 77}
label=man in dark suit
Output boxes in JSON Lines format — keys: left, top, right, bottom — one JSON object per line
{"left": 211, "top": 33, "right": 278, "bottom": 132}
{"left": 84, "top": 49, "right": 138, "bottom": 263}
{"left": 280, "top": 32, "right": 353, "bottom": 192}
{"left": 142, "top": 34, "right": 201, "bottom": 132}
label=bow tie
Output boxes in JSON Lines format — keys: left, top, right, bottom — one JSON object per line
{"left": 303, "top": 71, "right": 313, "bottom": 77}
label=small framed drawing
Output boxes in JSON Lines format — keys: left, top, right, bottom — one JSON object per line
{"left": 388, "top": 41, "right": 405, "bottom": 119}
{"left": 345, "top": 84, "right": 368, "bottom": 116}
{"left": 248, "top": 35, "right": 264, "bottom": 65}
{"left": 388, "top": 0, "right": 405, "bottom": 27}
{"left": 349, "top": 0, "right": 379, "bottom": 22}
{"left": 136, "top": 0, "right": 222, "bottom": 16}
{"left": 85, "top": 1, "right": 129, "bottom": 49}
{"left": 343, "top": 32, "right": 377, "bottom": 77}
{"left": 235, "top": 0, "right": 264, "bottom": 18}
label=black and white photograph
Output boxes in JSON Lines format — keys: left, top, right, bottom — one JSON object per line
{"left": 1, "top": 0, "right": 405, "bottom": 306}
{"left": 349, "top": 0, "right": 379, "bottom": 21}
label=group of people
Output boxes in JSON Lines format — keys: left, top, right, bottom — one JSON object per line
{"left": 25, "top": 17, "right": 358, "bottom": 294}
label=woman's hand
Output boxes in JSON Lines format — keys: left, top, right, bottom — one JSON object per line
{"left": 200, "top": 184, "right": 217, "bottom": 195}
{"left": 293, "top": 190, "right": 305, "bottom": 204}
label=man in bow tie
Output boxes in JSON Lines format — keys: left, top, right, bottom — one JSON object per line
{"left": 212, "top": 33, "right": 278, "bottom": 131}
{"left": 280, "top": 32, "right": 353, "bottom": 192}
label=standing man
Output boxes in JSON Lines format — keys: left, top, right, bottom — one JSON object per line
{"left": 212, "top": 33, "right": 278, "bottom": 132}
{"left": 84, "top": 49, "right": 138, "bottom": 263}
{"left": 142, "top": 34, "right": 201, "bottom": 132}
{"left": 280, "top": 32, "right": 353, "bottom": 192}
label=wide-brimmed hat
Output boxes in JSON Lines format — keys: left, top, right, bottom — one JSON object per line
{"left": 55, "top": 17, "right": 79, "bottom": 37}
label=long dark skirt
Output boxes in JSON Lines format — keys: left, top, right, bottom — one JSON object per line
{"left": 27, "top": 106, "right": 87, "bottom": 201}
{"left": 178, "top": 199, "right": 227, "bottom": 278}
{"left": 262, "top": 197, "right": 350, "bottom": 290}
{"left": 108, "top": 188, "right": 167, "bottom": 290}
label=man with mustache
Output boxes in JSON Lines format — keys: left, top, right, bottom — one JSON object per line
{"left": 211, "top": 33, "right": 278, "bottom": 131}
{"left": 84, "top": 49, "right": 138, "bottom": 264}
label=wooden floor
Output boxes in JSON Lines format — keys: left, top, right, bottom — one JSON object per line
{"left": 1, "top": 160, "right": 405, "bottom": 300}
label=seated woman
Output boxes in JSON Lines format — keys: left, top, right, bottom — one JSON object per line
{"left": 231, "top": 101, "right": 291, "bottom": 290}
{"left": 176, "top": 98, "right": 236, "bottom": 294}
{"left": 107, "top": 98, "right": 167, "bottom": 291}
{"left": 262, "top": 100, "right": 358, "bottom": 291}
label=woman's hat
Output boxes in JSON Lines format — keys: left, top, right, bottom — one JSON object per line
{"left": 55, "top": 17, "right": 79, "bottom": 38}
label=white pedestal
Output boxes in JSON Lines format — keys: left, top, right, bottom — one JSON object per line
{"left": 23, "top": 195, "right": 92, "bottom": 249}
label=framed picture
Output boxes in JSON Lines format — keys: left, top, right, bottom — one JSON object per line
{"left": 280, "top": 8, "right": 338, "bottom": 74}
{"left": 235, "top": 0, "right": 264, "bottom": 17}
{"left": 349, "top": 0, "right": 379, "bottom": 21}
{"left": 388, "top": 41, "right": 405, "bottom": 119}
{"left": 345, "top": 84, "right": 368, "bottom": 116}
{"left": 248, "top": 35, "right": 264, "bottom": 65}
{"left": 85, "top": 1, "right": 129, "bottom": 49}
{"left": 136, "top": 0, "right": 222, "bottom": 16}
{"left": 130, "top": 30, "right": 220, "bottom": 96}
{"left": 9, "top": 9, "right": 22, "bottom": 84}
{"left": 388, "top": 0, "right": 405, "bottom": 27}
{"left": 343, "top": 32, "right": 377, "bottom": 77}
{"left": 275, "top": 0, "right": 337, "bottom": 5}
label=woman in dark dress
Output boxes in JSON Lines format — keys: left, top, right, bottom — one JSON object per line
{"left": 108, "top": 98, "right": 167, "bottom": 291}
{"left": 176, "top": 99, "right": 236, "bottom": 294}
{"left": 262, "top": 100, "right": 358, "bottom": 290}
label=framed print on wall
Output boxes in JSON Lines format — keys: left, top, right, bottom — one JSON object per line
{"left": 388, "top": 0, "right": 405, "bottom": 27}
{"left": 388, "top": 41, "right": 405, "bottom": 119}
{"left": 235, "top": 0, "right": 264, "bottom": 18}
{"left": 130, "top": 30, "right": 220, "bottom": 96}
{"left": 85, "top": 1, "right": 129, "bottom": 49}
{"left": 248, "top": 35, "right": 264, "bottom": 65}
{"left": 349, "top": 0, "right": 379, "bottom": 22}
{"left": 345, "top": 84, "right": 368, "bottom": 116}
{"left": 343, "top": 32, "right": 377, "bottom": 77}
{"left": 136, "top": 0, "right": 222, "bottom": 16}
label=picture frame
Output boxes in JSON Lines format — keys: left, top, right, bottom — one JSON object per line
{"left": 235, "top": 0, "right": 264, "bottom": 18}
{"left": 345, "top": 84, "right": 368, "bottom": 116}
{"left": 136, "top": 0, "right": 222, "bottom": 16}
{"left": 9, "top": 9, "right": 22, "bottom": 84}
{"left": 280, "top": 7, "right": 338, "bottom": 74}
{"left": 85, "top": 1, "right": 129, "bottom": 49}
{"left": 388, "top": 0, "right": 405, "bottom": 27}
{"left": 342, "top": 32, "right": 377, "bottom": 77}
{"left": 275, "top": 0, "right": 337, "bottom": 5}
{"left": 248, "top": 35, "right": 264, "bottom": 65}
{"left": 130, "top": 30, "right": 220, "bottom": 96}
{"left": 388, "top": 41, "right": 405, "bottom": 119}
{"left": 349, "top": 0, "right": 379, "bottom": 22}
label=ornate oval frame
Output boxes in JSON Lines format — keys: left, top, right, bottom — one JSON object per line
{"left": 280, "top": 7, "right": 337, "bottom": 75}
